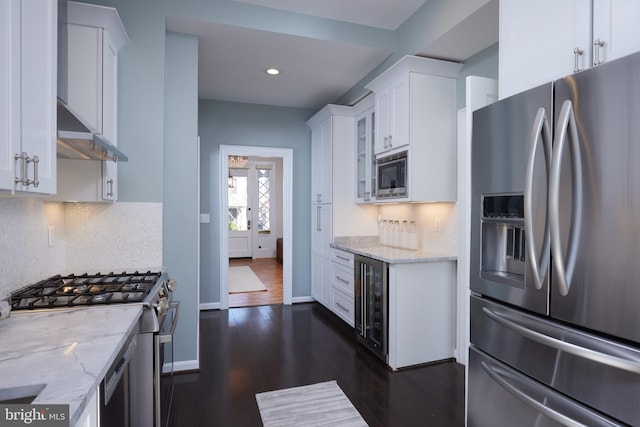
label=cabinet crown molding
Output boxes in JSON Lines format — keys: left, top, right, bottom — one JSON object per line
{"left": 365, "top": 55, "right": 462, "bottom": 92}
{"left": 67, "top": 1, "right": 129, "bottom": 50}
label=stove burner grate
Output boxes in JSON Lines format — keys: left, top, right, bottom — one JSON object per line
{"left": 10, "top": 271, "right": 162, "bottom": 311}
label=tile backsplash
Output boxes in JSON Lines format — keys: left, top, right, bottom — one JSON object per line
{"left": 0, "top": 199, "right": 65, "bottom": 298}
{"left": 0, "top": 199, "right": 162, "bottom": 299}
{"left": 377, "top": 202, "right": 458, "bottom": 254}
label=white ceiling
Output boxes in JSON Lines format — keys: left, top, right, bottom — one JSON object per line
{"left": 166, "top": 0, "right": 498, "bottom": 111}
{"left": 166, "top": 17, "right": 392, "bottom": 110}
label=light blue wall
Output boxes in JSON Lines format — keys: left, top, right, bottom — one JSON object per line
{"left": 457, "top": 43, "right": 499, "bottom": 108}
{"left": 163, "top": 32, "right": 199, "bottom": 364}
{"left": 199, "top": 101, "right": 314, "bottom": 304}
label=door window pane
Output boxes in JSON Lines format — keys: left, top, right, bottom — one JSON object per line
{"left": 228, "top": 169, "right": 248, "bottom": 230}
{"left": 257, "top": 168, "right": 270, "bottom": 233}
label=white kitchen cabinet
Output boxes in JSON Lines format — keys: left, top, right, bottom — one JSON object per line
{"left": 499, "top": 0, "right": 640, "bottom": 99}
{"left": 307, "top": 105, "right": 378, "bottom": 310}
{"left": 592, "top": 0, "right": 640, "bottom": 65}
{"left": 330, "top": 248, "right": 354, "bottom": 326}
{"left": 388, "top": 260, "right": 456, "bottom": 369}
{"left": 373, "top": 76, "right": 408, "bottom": 154}
{"left": 365, "top": 55, "right": 462, "bottom": 157}
{"left": 0, "top": 0, "right": 57, "bottom": 195}
{"left": 354, "top": 94, "right": 376, "bottom": 203}
{"left": 310, "top": 115, "right": 332, "bottom": 204}
{"left": 54, "top": 1, "right": 128, "bottom": 201}
{"left": 365, "top": 56, "right": 461, "bottom": 202}
{"left": 311, "top": 204, "right": 332, "bottom": 307}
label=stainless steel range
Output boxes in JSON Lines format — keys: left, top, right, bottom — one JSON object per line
{"left": 10, "top": 270, "right": 179, "bottom": 427}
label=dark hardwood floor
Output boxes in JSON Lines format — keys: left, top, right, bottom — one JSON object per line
{"left": 167, "top": 303, "right": 465, "bottom": 426}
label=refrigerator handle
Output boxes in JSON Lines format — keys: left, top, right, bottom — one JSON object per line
{"left": 480, "top": 361, "right": 617, "bottom": 426}
{"left": 550, "top": 100, "right": 584, "bottom": 296}
{"left": 482, "top": 306, "right": 640, "bottom": 374}
{"left": 524, "top": 107, "right": 552, "bottom": 290}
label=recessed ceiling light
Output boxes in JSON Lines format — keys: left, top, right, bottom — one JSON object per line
{"left": 265, "top": 68, "right": 280, "bottom": 76}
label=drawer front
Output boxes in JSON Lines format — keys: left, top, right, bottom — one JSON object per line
{"left": 331, "top": 287, "right": 354, "bottom": 327}
{"left": 331, "top": 249, "right": 354, "bottom": 268}
{"left": 331, "top": 262, "right": 354, "bottom": 296}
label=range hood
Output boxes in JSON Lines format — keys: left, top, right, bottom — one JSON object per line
{"left": 56, "top": 99, "right": 128, "bottom": 162}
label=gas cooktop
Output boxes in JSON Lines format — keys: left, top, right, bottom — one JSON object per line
{"left": 10, "top": 271, "right": 163, "bottom": 311}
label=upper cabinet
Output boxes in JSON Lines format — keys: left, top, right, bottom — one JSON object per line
{"left": 499, "top": 0, "right": 640, "bottom": 99}
{"left": 365, "top": 55, "right": 462, "bottom": 202}
{"left": 354, "top": 94, "right": 376, "bottom": 203}
{"left": 366, "top": 55, "right": 462, "bottom": 158}
{"left": 53, "top": 1, "right": 129, "bottom": 202}
{"left": 0, "top": 0, "right": 57, "bottom": 195}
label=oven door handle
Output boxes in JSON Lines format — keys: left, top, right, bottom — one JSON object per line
{"left": 159, "top": 301, "right": 180, "bottom": 344}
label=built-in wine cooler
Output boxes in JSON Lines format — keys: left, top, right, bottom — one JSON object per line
{"left": 354, "top": 255, "right": 388, "bottom": 363}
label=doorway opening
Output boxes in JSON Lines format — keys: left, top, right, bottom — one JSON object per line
{"left": 219, "top": 145, "right": 293, "bottom": 310}
{"left": 227, "top": 157, "right": 282, "bottom": 307}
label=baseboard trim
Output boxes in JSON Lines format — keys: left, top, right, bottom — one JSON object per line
{"left": 292, "top": 296, "right": 315, "bottom": 304}
{"left": 163, "top": 359, "right": 199, "bottom": 373}
{"left": 200, "top": 299, "right": 314, "bottom": 309}
{"left": 199, "top": 302, "right": 221, "bottom": 311}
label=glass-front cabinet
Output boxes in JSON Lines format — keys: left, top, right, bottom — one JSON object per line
{"left": 355, "top": 94, "right": 376, "bottom": 203}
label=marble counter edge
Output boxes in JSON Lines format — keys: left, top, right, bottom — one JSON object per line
{"left": 0, "top": 305, "right": 143, "bottom": 426}
{"left": 331, "top": 243, "right": 457, "bottom": 264}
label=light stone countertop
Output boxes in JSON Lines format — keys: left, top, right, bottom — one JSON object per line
{"left": 332, "top": 237, "right": 457, "bottom": 264}
{"left": 0, "top": 305, "right": 143, "bottom": 426}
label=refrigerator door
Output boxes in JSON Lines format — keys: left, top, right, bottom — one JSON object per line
{"left": 468, "top": 347, "right": 625, "bottom": 427}
{"left": 470, "top": 295, "right": 640, "bottom": 426}
{"left": 470, "top": 83, "right": 553, "bottom": 315}
{"left": 551, "top": 51, "right": 640, "bottom": 343}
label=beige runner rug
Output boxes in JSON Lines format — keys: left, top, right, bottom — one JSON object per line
{"left": 229, "top": 266, "right": 267, "bottom": 293}
{"left": 256, "top": 380, "right": 368, "bottom": 427}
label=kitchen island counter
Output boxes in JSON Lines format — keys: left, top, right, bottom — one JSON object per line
{"left": 0, "top": 305, "right": 143, "bottom": 426}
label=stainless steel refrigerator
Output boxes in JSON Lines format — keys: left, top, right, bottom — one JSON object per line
{"left": 469, "top": 51, "right": 640, "bottom": 426}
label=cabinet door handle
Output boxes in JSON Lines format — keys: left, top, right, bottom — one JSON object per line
{"left": 383, "top": 136, "right": 388, "bottom": 149}
{"left": 593, "top": 39, "right": 605, "bottom": 66}
{"left": 573, "top": 47, "right": 584, "bottom": 72}
{"left": 335, "top": 302, "right": 350, "bottom": 314}
{"left": 388, "top": 135, "right": 392, "bottom": 148}
{"left": 106, "top": 179, "right": 114, "bottom": 197}
{"left": 30, "top": 156, "right": 39, "bottom": 188}
{"left": 14, "top": 153, "right": 27, "bottom": 185}
{"left": 336, "top": 255, "right": 350, "bottom": 262}
{"left": 14, "top": 153, "right": 39, "bottom": 187}
{"left": 335, "top": 276, "right": 350, "bottom": 285}
{"left": 316, "top": 206, "right": 321, "bottom": 232}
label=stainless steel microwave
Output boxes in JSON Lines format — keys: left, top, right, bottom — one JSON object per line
{"left": 376, "top": 151, "right": 407, "bottom": 198}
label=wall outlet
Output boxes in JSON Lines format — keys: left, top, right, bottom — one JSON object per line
{"left": 434, "top": 218, "right": 443, "bottom": 233}
{"left": 199, "top": 213, "right": 210, "bottom": 224}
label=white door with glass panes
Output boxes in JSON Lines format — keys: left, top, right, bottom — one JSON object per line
{"left": 228, "top": 167, "right": 251, "bottom": 258}
{"left": 228, "top": 163, "right": 276, "bottom": 259}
